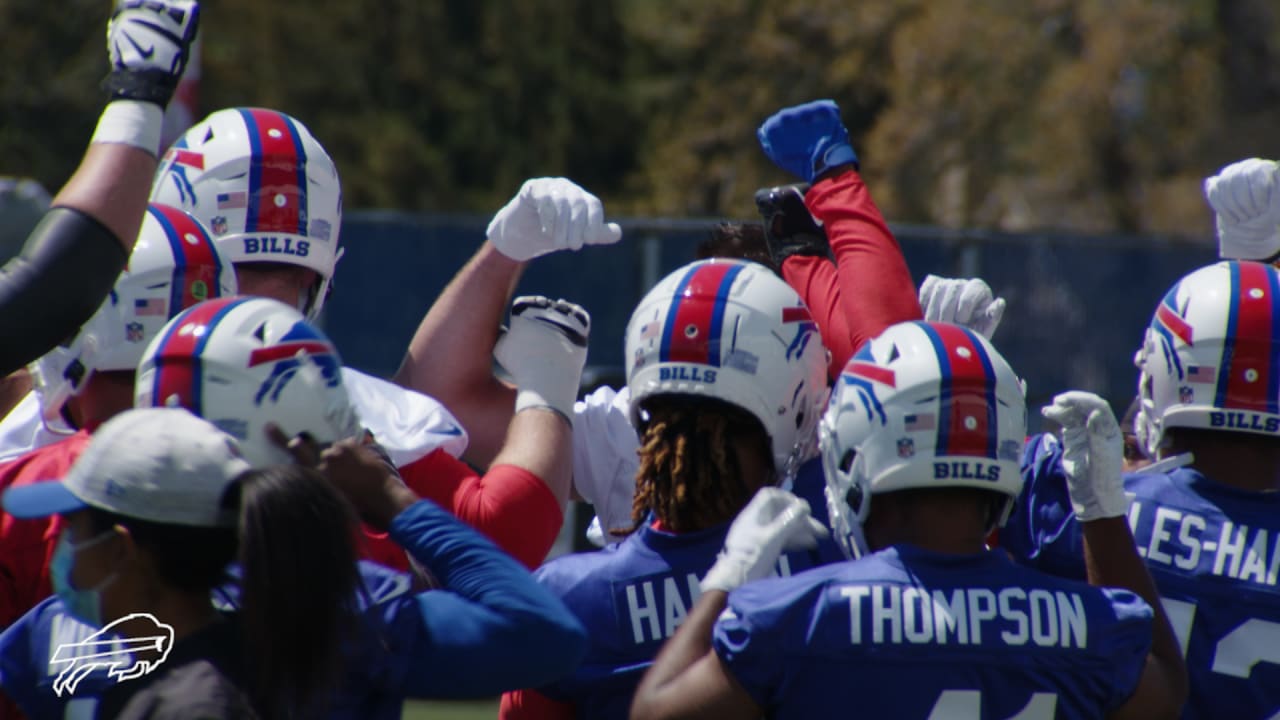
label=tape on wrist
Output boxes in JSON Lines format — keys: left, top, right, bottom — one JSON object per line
{"left": 90, "top": 100, "right": 164, "bottom": 156}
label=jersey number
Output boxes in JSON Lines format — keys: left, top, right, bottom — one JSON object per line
{"left": 1163, "top": 598, "right": 1280, "bottom": 679}
{"left": 927, "top": 690, "right": 1057, "bottom": 719}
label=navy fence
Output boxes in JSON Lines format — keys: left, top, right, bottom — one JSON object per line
{"left": 321, "top": 211, "right": 1216, "bottom": 430}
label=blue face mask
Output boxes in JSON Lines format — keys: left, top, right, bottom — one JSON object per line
{"left": 50, "top": 529, "right": 120, "bottom": 627}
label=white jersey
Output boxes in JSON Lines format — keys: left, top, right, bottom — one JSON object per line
{"left": 0, "top": 392, "right": 59, "bottom": 464}
{"left": 0, "top": 368, "right": 468, "bottom": 468}
{"left": 572, "top": 385, "right": 640, "bottom": 544}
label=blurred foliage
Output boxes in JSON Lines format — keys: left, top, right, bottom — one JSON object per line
{"left": 2, "top": 0, "right": 1278, "bottom": 236}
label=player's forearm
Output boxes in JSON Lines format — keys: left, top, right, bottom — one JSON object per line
{"left": 780, "top": 255, "right": 855, "bottom": 379}
{"left": 808, "top": 170, "right": 921, "bottom": 352}
{"left": 388, "top": 499, "right": 587, "bottom": 697}
{"left": 53, "top": 143, "right": 157, "bottom": 253}
{"left": 630, "top": 591, "right": 728, "bottom": 720}
{"left": 393, "top": 242, "right": 523, "bottom": 467}
{"left": 1082, "top": 517, "right": 1188, "bottom": 708}
{"left": 490, "top": 408, "right": 574, "bottom": 506}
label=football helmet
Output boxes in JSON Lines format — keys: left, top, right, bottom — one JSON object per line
{"left": 30, "top": 203, "right": 236, "bottom": 433}
{"left": 1135, "top": 261, "right": 1280, "bottom": 456}
{"left": 135, "top": 296, "right": 362, "bottom": 466}
{"left": 819, "top": 321, "right": 1027, "bottom": 559}
{"left": 625, "top": 259, "right": 828, "bottom": 482}
{"left": 150, "top": 107, "right": 343, "bottom": 319}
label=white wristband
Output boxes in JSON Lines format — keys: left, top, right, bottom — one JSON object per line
{"left": 90, "top": 100, "right": 164, "bottom": 156}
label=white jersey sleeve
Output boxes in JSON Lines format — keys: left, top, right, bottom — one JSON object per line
{"left": 340, "top": 367, "right": 469, "bottom": 467}
{"left": 572, "top": 385, "right": 640, "bottom": 542}
{"left": 0, "top": 391, "right": 62, "bottom": 463}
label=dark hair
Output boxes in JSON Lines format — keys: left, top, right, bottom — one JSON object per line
{"left": 695, "top": 222, "right": 776, "bottom": 270}
{"left": 621, "top": 395, "right": 773, "bottom": 536}
{"left": 93, "top": 465, "right": 363, "bottom": 718}
{"left": 236, "top": 465, "right": 363, "bottom": 718}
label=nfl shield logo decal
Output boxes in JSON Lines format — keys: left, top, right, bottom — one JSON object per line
{"left": 126, "top": 322, "right": 144, "bottom": 343}
{"left": 211, "top": 215, "right": 228, "bottom": 236}
{"left": 897, "top": 437, "right": 915, "bottom": 458}
{"left": 1179, "top": 386, "right": 1194, "bottom": 404}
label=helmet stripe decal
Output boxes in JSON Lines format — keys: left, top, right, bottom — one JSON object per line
{"left": 1216, "top": 262, "right": 1280, "bottom": 413}
{"left": 659, "top": 262, "right": 744, "bottom": 366}
{"left": 921, "top": 323, "right": 999, "bottom": 459}
{"left": 238, "top": 108, "right": 307, "bottom": 236}
{"left": 150, "top": 297, "right": 248, "bottom": 415}
{"left": 147, "top": 205, "right": 223, "bottom": 318}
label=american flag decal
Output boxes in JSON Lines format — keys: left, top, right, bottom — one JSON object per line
{"left": 904, "top": 413, "right": 936, "bottom": 431}
{"left": 134, "top": 298, "right": 166, "bottom": 317}
{"left": 1186, "top": 365, "right": 1215, "bottom": 384}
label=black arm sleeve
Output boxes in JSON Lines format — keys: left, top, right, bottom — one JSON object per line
{"left": 0, "top": 207, "right": 127, "bottom": 375}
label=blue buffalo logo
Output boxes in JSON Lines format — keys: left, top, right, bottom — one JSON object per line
{"left": 246, "top": 322, "right": 341, "bottom": 405}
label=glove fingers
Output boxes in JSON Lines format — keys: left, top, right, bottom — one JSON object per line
{"left": 937, "top": 282, "right": 962, "bottom": 325}
{"left": 918, "top": 274, "right": 941, "bottom": 316}
{"left": 955, "top": 280, "right": 991, "bottom": 323}
{"left": 977, "top": 297, "right": 1006, "bottom": 339}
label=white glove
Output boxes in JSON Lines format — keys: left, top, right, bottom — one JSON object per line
{"left": 701, "top": 488, "right": 828, "bottom": 593}
{"left": 495, "top": 296, "right": 590, "bottom": 419}
{"left": 104, "top": 0, "right": 201, "bottom": 106}
{"left": 1041, "top": 391, "right": 1128, "bottom": 522}
{"left": 918, "top": 274, "right": 1007, "bottom": 340}
{"left": 1205, "top": 158, "right": 1280, "bottom": 262}
{"left": 487, "top": 178, "right": 623, "bottom": 262}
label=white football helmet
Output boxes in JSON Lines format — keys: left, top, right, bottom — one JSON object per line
{"left": 135, "top": 296, "right": 362, "bottom": 466}
{"left": 820, "top": 321, "right": 1028, "bottom": 559}
{"left": 150, "top": 107, "right": 343, "bottom": 319}
{"left": 1135, "top": 261, "right": 1280, "bottom": 456}
{"left": 625, "top": 259, "right": 828, "bottom": 482}
{"left": 30, "top": 203, "right": 236, "bottom": 433}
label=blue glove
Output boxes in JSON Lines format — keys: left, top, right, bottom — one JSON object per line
{"left": 757, "top": 100, "right": 859, "bottom": 183}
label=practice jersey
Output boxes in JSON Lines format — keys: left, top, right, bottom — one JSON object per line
{"left": 527, "top": 517, "right": 840, "bottom": 719}
{"left": 0, "top": 394, "right": 59, "bottom": 465}
{"left": 0, "top": 368, "right": 467, "bottom": 468}
{"left": 0, "top": 433, "right": 89, "bottom": 631}
{"left": 0, "top": 500, "right": 586, "bottom": 720}
{"left": 714, "top": 545, "right": 1152, "bottom": 719}
{"left": 1004, "top": 433, "right": 1280, "bottom": 719}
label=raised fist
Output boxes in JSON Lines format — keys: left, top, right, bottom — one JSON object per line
{"left": 104, "top": 0, "right": 201, "bottom": 106}
{"left": 495, "top": 296, "right": 592, "bottom": 419}
{"left": 487, "top": 178, "right": 622, "bottom": 262}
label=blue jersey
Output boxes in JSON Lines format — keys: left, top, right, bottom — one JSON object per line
{"left": 714, "top": 545, "right": 1152, "bottom": 719}
{"left": 534, "top": 475, "right": 841, "bottom": 720}
{"left": 0, "top": 500, "right": 586, "bottom": 720}
{"left": 1005, "top": 433, "right": 1280, "bottom": 719}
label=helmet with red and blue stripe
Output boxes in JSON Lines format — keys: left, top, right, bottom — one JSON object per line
{"left": 819, "top": 321, "right": 1027, "bottom": 559}
{"left": 30, "top": 203, "right": 236, "bottom": 434}
{"left": 1136, "top": 260, "right": 1280, "bottom": 455}
{"left": 150, "top": 107, "right": 342, "bottom": 319}
{"left": 134, "top": 297, "right": 362, "bottom": 466}
{"left": 624, "top": 259, "right": 828, "bottom": 483}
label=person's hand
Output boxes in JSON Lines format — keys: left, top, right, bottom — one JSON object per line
{"left": 486, "top": 178, "right": 622, "bottom": 262}
{"left": 104, "top": 0, "right": 201, "bottom": 106}
{"left": 1204, "top": 158, "right": 1280, "bottom": 262}
{"left": 753, "top": 183, "right": 830, "bottom": 267}
{"left": 267, "top": 426, "right": 417, "bottom": 531}
{"left": 1041, "top": 392, "right": 1128, "bottom": 522}
{"left": 757, "top": 100, "right": 859, "bottom": 184}
{"left": 701, "top": 488, "right": 828, "bottom": 593}
{"left": 918, "top": 275, "right": 1007, "bottom": 340}
{"left": 495, "top": 296, "right": 591, "bottom": 420}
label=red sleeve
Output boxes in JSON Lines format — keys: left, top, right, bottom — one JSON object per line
{"left": 780, "top": 255, "right": 853, "bottom": 384}
{"left": 500, "top": 689, "right": 576, "bottom": 720}
{"left": 397, "top": 449, "right": 564, "bottom": 569}
{"left": 786, "top": 171, "right": 922, "bottom": 374}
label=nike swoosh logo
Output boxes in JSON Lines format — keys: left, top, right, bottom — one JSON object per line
{"left": 437, "top": 423, "right": 464, "bottom": 437}
{"left": 125, "top": 33, "right": 155, "bottom": 59}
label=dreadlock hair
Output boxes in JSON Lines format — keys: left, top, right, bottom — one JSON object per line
{"left": 695, "top": 222, "right": 776, "bottom": 271}
{"left": 616, "top": 395, "right": 775, "bottom": 536}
